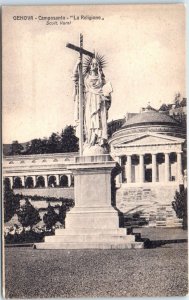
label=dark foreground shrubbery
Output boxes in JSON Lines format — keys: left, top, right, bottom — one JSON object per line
{"left": 5, "top": 230, "right": 54, "bottom": 244}
{"left": 172, "top": 187, "right": 187, "bottom": 230}
{"left": 123, "top": 212, "right": 149, "bottom": 228}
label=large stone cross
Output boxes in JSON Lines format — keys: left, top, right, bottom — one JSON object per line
{"left": 66, "top": 35, "right": 94, "bottom": 155}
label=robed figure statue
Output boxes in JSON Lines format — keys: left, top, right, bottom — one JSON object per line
{"left": 72, "top": 55, "right": 113, "bottom": 153}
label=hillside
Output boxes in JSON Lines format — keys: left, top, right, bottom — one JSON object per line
{"left": 3, "top": 142, "right": 29, "bottom": 156}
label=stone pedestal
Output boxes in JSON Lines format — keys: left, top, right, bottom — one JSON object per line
{"left": 35, "top": 155, "right": 143, "bottom": 249}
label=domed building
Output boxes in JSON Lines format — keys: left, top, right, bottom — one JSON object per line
{"left": 109, "top": 105, "right": 186, "bottom": 227}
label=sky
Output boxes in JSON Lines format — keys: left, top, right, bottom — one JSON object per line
{"left": 2, "top": 4, "right": 186, "bottom": 143}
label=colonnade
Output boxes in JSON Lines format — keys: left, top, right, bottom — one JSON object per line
{"left": 115, "top": 151, "right": 183, "bottom": 184}
{"left": 4, "top": 174, "right": 73, "bottom": 189}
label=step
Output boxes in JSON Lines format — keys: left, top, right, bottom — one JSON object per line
{"left": 55, "top": 228, "right": 127, "bottom": 236}
{"left": 35, "top": 241, "right": 144, "bottom": 250}
{"left": 45, "top": 234, "right": 135, "bottom": 243}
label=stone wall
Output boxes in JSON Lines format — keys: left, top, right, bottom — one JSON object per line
{"left": 14, "top": 187, "right": 74, "bottom": 199}
{"left": 116, "top": 184, "right": 182, "bottom": 227}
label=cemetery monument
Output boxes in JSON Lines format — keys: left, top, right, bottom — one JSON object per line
{"left": 36, "top": 35, "right": 143, "bottom": 249}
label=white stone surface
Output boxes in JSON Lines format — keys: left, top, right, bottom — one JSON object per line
{"left": 35, "top": 154, "right": 143, "bottom": 249}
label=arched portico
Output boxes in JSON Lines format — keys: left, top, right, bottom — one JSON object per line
{"left": 25, "top": 176, "right": 34, "bottom": 188}
{"left": 60, "top": 175, "right": 68, "bottom": 187}
{"left": 48, "top": 175, "right": 57, "bottom": 187}
{"left": 36, "top": 176, "right": 45, "bottom": 188}
{"left": 13, "top": 177, "right": 23, "bottom": 189}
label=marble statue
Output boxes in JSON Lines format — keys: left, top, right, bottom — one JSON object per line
{"left": 72, "top": 56, "right": 113, "bottom": 151}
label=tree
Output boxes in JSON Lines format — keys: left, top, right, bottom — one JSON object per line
{"left": 3, "top": 186, "right": 20, "bottom": 222}
{"left": 43, "top": 204, "right": 59, "bottom": 230}
{"left": 4, "top": 178, "right": 11, "bottom": 190}
{"left": 58, "top": 203, "right": 68, "bottom": 227}
{"left": 8, "top": 140, "right": 24, "bottom": 155}
{"left": 172, "top": 188, "right": 187, "bottom": 230}
{"left": 25, "top": 138, "right": 48, "bottom": 154}
{"left": 5, "top": 125, "right": 79, "bottom": 155}
{"left": 46, "top": 132, "right": 60, "bottom": 153}
{"left": 58, "top": 125, "right": 79, "bottom": 153}
{"left": 58, "top": 199, "right": 74, "bottom": 226}
{"left": 17, "top": 199, "right": 41, "bottom": 230}
{"left": 159, "top": 103, "right": 169, "bottom": 112}
{"left": 174, "top": 92, "right": 181, "bottom": 108}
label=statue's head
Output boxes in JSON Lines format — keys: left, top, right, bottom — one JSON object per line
{"left": 83, "top": 53, "right": 106, "bottom": 77}
{"left": 90, "top": 58, "right": 99, "bottom": 72}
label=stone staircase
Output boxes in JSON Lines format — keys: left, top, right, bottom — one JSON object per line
{"left": 36, "top": 228, "right": 143, "bottom": 249}
{"left": 116, "top": 184, "right": 182, "bottom": 228}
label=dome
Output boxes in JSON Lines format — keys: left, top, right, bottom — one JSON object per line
{"left": 122, "top": 110, "right": 180, "bottom": 129}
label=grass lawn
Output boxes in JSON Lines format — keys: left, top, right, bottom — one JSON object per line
{"left": 4, "top": 243, "right": 188, "bottom": 298}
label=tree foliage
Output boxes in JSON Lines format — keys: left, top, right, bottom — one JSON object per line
{"left": 59, "top": 203, "right": 67, "bottom": 226}
{"left": 43, "top": 205, "right": 59, "bottom": 230}
{"left": 24, "top": 138, "right": 48, "bottom": 155}
{"left": 3, "top": 185, "right": 20, "bottom": 223}
{"left": 17, "top": 199, "right": 41, "bottom": 229}
{"left": 8, "top": 140, "right": 24, "bottom": 155}
{"left": 58, "top": 125, "right": 79, "bottom": 153}
{"left": 172, "top": 188, "right": 187, "bottom": 230}
{"left": 7, "top": 125, "right": 79, "bottom": 155}
{"left": 47, "top": 133, "right": 60, "bottom": 153}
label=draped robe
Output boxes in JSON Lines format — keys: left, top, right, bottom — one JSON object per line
{"left": 73, "top": 68, "right": 111, "bottom": 146}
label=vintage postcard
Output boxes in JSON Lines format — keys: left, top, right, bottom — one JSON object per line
{"left": 2, "top": 4, "right": 187, "bottom": 298}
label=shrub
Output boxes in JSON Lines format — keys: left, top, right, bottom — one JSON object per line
{"left": 172, "top": 188, "right": 187, "bottom": 230}
{"left": 4, "top": 188, "right": 20, "bottom": 222}
{"left": 17, "top": 199, "right": 41, "bottom": 230}
{"left": 43, "top": 205, "right": 59, "bottom": 230}
{"left": 5, "top": 231, "right": 45, "bottom": 244}
{"left": 58, "top": 204, "right": 67, "bottom": 226}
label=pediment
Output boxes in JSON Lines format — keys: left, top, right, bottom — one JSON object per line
{"left": 114, "top": 133, "right": 185, "bottom": 148}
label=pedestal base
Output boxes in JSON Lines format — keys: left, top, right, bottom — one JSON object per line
{"left": 65, "top": 206, "right": 119, "bottom": 229}
{"left": 36, "top": 228, "right": 143, "bottom": 249}
{"left": 35, "top": 155, "right": 143, "bottom": 249}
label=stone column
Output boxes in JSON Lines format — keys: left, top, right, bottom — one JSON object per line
{"left": 55, "top": 175, "right": 60, "bottom": 186}
{"left": 119, "top": 156, "right": 123, "bottom": 183}
{"left": 44, "top": 175, "right": 48, "bottom": 188}
{"left": 184, "top": 169, "right": 187, "bottom": 188}
{"left": 127, "top": 155, "right": 132, "bottom": 183}
{"left": 68, "top": 175, "right": 72, "bottom": 187}
{"left": 20, "top": 176, "right": 25, "bottom": 187}
{"left": 139, "top": 154, "right": 145, "bottom": 183}
{"left": 114, "top": 156, "right": 122, "bottom": 185}
{"left": 152, "top": 154, "right": 157, "bottom": 182}
{"left": 8, "top": 177, "right": 14, "bottom": 189}
{"left": 32, "top": 176, "right": 36, "bottom": 188}
{"left": 177, "top": 152, "right": 183, "bottom": 183}
{"left": 164, "top": 153, "right": 170, "bottom": 182}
